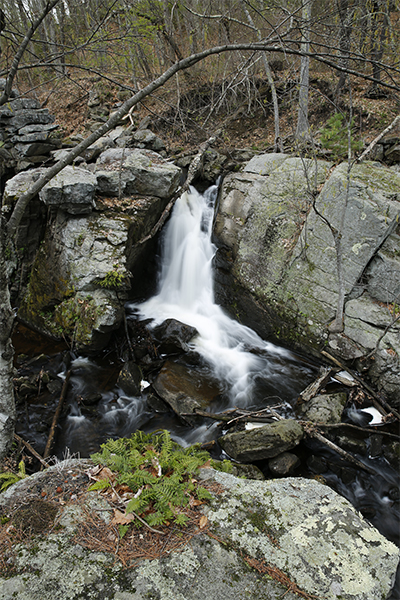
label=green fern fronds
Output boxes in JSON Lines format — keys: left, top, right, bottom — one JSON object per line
{"left": 87, "top": 479, "right": 111, "bottom": 492}
{"left": 90, "top": 430, "right": 216, "bottom": 530}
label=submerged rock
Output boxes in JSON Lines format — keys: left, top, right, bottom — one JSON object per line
{"left": 268, "top": 451, "right": 300, "bottom": 475}
{"left": 152, "top": 359, "right": 222, "bottom": 416}
{"left": 219, "top": 419, "right": 304, "bottom": 462}
{"left": 153, "top": 318, "right": 198, "bottom": 354}
{"left": 117, "top": 361, "right": 142, "bottom": 396}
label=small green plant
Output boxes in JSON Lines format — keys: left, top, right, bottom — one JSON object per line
{"left": 99, "top": 269, "right": 125, "bottom": 289}
{"left": 90, "top": 430, "right": 213, "bottom": 529}
{"left": 320, "top": 113, "right": 363, "bottom": 161}
{"left": 0, "top": 461, "right": 27, "bottom": 492}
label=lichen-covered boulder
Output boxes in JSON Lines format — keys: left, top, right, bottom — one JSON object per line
{"left": 95, "top": 148, "right": 181, "bottom": 198}
{"left": 0, "top": 462, "right": 398, "bottom": 600}
{"left": 219, "top": 419, "right": 304, "bottom": 462}
{"left": 200, "top": 470, "right": 400, "bottom": 600}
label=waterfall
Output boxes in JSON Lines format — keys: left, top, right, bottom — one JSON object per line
{"left": 134, "top": 185, "right": 312, "bottom": 408}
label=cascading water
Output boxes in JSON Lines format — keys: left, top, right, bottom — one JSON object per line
{"left": 134, "top": 184, "right": 315, "bottom": 410}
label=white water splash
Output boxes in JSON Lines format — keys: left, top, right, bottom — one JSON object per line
{"left": 133, "top": 185, "right": 306, "bottom": 408}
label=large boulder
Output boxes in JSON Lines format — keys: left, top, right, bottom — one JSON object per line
{"left": 39, "top": 165, "right": 97, "bottom": 214}
{"left": 18, "top": 193, "right": 169, "bottom": 351}
{"left": 297, "top": 392, "right": 347, "bottom": 424}
{"left": 95, "top": 148, "right": 181, "bottom": 198}
{"left": 0, "top": 461, "right": 398, "bottom": 600}
{"left": 214, "top": 156, "right": 400, "bottom": 402}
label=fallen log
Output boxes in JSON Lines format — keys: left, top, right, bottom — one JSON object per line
{"left": 42, "top": 370, "right": 71, "bottom": 463}
{"left": 298, "top": 366, "right": 332, "bottom": 402}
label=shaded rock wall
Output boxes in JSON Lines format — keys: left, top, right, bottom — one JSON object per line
{"left": 214, "top": 154, "right": 400, "bottom": 403}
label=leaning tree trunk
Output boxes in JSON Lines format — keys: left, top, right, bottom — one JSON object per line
{"left": 0, "top": 222, "right": 16, "bottom": 461}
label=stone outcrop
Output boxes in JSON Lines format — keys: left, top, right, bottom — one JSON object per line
{"left": 0, "top": 460, "right": 398, "bottom": 600}
{"left": 0, "top": 80, "right": 61, "bottom": 174}
{"left": 95, "top": 148, "right": 181, "bottom": 198}
{"left": 214, "top": 155, "right": 400, "bottom": 404}
{"left": 5, "top": 148, "right": 181, "bottom": 352}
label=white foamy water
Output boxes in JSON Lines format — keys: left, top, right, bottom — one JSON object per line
{"left": 133, "top": 185, "right": 308, "bottom": 407}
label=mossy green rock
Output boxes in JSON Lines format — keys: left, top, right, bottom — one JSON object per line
{"left": 219, "top": 419, "right": 304, "bottom": 462}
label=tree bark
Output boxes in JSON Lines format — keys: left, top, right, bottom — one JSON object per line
{"left": 0, "top": 219, "right": 16, "bottom": 460}
{"left": 295, "top": 0, "right": 312, "bottom": 142}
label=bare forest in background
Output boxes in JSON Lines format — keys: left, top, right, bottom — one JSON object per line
{"left": 1, "top": 0, "right": 400, "bottom": 152}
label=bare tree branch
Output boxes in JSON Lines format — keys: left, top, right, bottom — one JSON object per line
{"left": 0, "top": 0, "right": 62, "bottom": 106}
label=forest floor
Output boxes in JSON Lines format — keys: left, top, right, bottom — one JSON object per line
{"left": 27, "top": 65, "right": 400, "bottom": 160}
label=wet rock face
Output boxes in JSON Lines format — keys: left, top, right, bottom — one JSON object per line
{"left": 152, "top": 359, "right": 222, "bottom": 416}
{"left": 214, "top": 156, "right": 400, "bottom": 402}
{"left": 152, "top": 318, "right": 198, "bottom": 354}
{"left": 218, "top": 419, "right": 304, "bottom": 463}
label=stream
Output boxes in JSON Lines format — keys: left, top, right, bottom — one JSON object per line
{"left": 13, "top": 184, "right": 400, "bottom": 597}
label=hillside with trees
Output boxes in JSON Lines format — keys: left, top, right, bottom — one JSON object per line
{"left": 1, "top": 0, "right": 400, "bottom": 157}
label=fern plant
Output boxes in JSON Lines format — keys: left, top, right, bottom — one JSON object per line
{"left": 90, "top": 430, "right": 213, "bottom": 529}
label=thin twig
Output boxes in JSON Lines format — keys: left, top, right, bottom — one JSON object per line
{"left": 14, "top": 433, "right": 50, "bottom": 468}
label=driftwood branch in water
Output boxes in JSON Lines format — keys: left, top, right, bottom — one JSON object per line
{"left": 299, "top": 366, "right": 332, "bottom": 402}
{"left": 316, "top": 422, "right": 400, "bottom": 440}
{"left": 138, "top": 129, "right": 221, "bottom": 246}
{"left": 14, "top": 433, "right": 50, "bottom": 468}
{"left": 42, "top": 370, "right": 71, "bottom": 462}
{"left": 302, "top": 424, "right": 376, "bottom": 475}
{"left": 321, "top": 351, "right": 400, "bottom": 420}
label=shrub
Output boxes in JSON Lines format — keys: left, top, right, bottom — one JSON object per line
{"left": 320, "top": 113, "right": 363, "bottom": 161}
